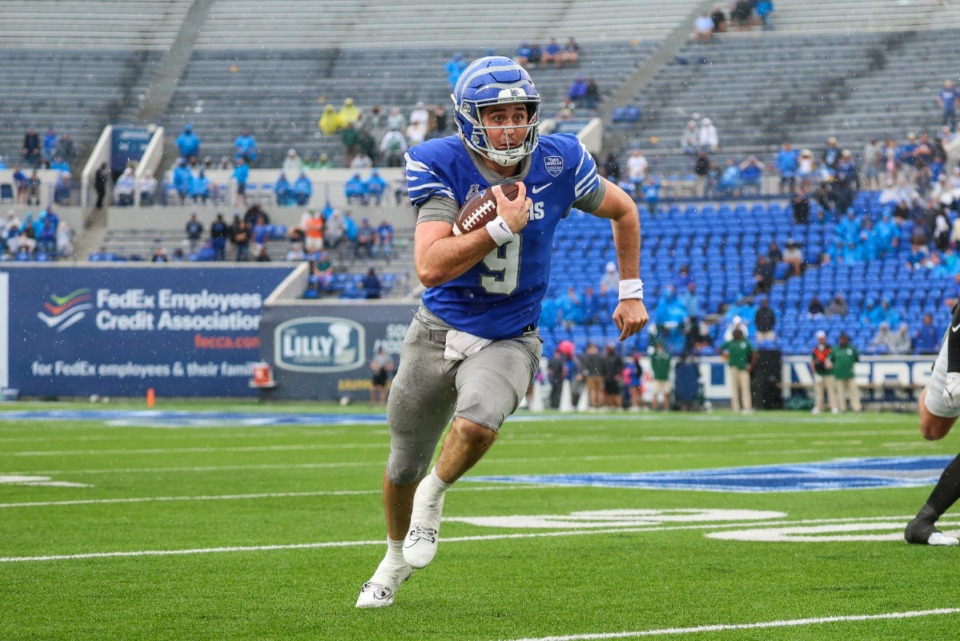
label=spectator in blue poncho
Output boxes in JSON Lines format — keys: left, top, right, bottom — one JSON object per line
{"left": 558, "top": 287, "right": 585, "bottom": 328}
{"left": 232, "top": 157, "right": 249, "bottom": 206}
{"left": 234, "top": 129, "right": 258, "bottom": 164}
{"left": 776, "top": 142, "right": 799, "bottom": 194}
{"left": 345, "top": 173, "right": 368, "bottom": 205}
{"left": 190, "top": 169, "right": 210, "bottom": 204}
{"left": 365, "top": 169, "right": 388, "bottom": 205}
{"left": 173, "top": 159, "right": 193, "bottom": 205}
{"left": 176, "top": 124, "right": 201, "bottom": 162}
{"left": 294, "top": 172, "right": 313, "bottom": 206}
{"left": 568, "top": 74, "right": 588, "bottom": 103}
{"left": 445, "top": 53, "right": 467, "bottom": 89}
{"left": 275, "top": 173, "right": 293, "bottom": 206}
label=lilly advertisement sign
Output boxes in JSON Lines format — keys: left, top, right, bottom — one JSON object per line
{"left": 274, "top": 318, "right": 366, "bottom": 373}
{"left": 1, "top": 265, "right": 293, "bottom": 397}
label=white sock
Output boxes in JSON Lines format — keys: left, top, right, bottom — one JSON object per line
{"left": 385, "top": 538, "right": 404, "bottom": 564}
{"left": 420, "top": 467, "right": 451, "bottom": 503}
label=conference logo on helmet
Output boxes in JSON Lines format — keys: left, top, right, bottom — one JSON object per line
{"left": 37, "top": 288, "right": 93, "bottom": 333}
{"left": 544, "top": 156, "right": 563, "bottom": 177}
{"left": 274, "top": 317, "right": 365, "bottom": 373}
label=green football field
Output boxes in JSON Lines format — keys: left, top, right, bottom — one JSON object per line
{"left": 3, "top": 401, "right": 960, "bottom": 641}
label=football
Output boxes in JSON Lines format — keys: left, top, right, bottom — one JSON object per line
{"left": 453, "top": 182, "right": 521, "bottom": 236}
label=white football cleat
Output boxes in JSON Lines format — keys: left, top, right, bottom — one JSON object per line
{"left": 904, "top": 516, "right": 960, "bottom": 547}
{"left": 403, "top": 489, "right": 445, "bottom": 569}
{"left": 927, "top": 532, "right": 960, "bottom": 546}
{"left": 356, "top": 561, "right": 414, "bottom": 608}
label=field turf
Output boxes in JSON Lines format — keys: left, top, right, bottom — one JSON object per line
{"left": 2, "top": 401, "right": 960, "bottom": 641}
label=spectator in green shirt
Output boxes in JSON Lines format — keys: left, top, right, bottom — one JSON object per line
{"left": 721, "top": 328, "right": 756, "bottom": 413}
{"left": 649, "top": 339, "right": 673, "bottom": 411}
{"left": 831, "top": 333, "right": 861, "bottom": 412}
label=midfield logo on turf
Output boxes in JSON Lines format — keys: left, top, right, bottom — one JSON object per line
{"left": 466, "top": 456, "right": 955, "bottom": 493}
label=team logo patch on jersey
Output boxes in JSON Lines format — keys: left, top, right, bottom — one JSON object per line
{"left": 465, "top": 456, "right": 955, "bottom": 493}
{"left": 544, "top": 155, "right": 563, "bottom": 177}
{"left": 464, "top": 184, "right": 482, "bottom": 203}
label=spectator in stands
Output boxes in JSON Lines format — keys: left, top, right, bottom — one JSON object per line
{"left": 92, "top": 162, "right": 109, "bottom": 209}
{"left": 731, "top": 0, "right": 753, "bottom": 30}
{"left": 626, "top": 149, "right": 648, "bottom": 194}
{"left": 55, "top": 133, "right": 76, "bottom": 165}
{"left": 599, "top": 261, "right": 618, "bottom": 295}
{"left": 380, "top": 128, "right": 408, "bottom": 168}
{"left": 232, "top": 219, "right": 251, "bottom": 261}
{"left": 832, "top": 333, "right": 861, "bottom": 412}
{"left": 176, "top": 124, "right": 201, "bottom": 162}
{"left": 231, "top": 157, "right": 249, "bottom": 207}
{"left": 306, "top": 152, "right": 333, "bottom": 170}
{"left": 642, "top": 176, "right": 660, "bottom": 215}
{"left": 752, "top": 255, "right": 774, "bottom": 294}
{"left": 514, "top": 41, "right": 534, "bottom": 68}
{"left": 55, "top": 220, "right": 72, "bottom": 257}
{"left": 52, "top": 171, "right": 72, "bottom": 205}
{"left": 304, "top": 210, "right": 325, "bottom": 254}
{"left": 363, "top": 267, "right": 383, "bottom": 299}
{"left": 343, "top": 211, "right": 359, "bottom": 254}
{"left": 358, "top": 126, "right": 378, "bottom": 165}
{"left": 234, "top": 129, "right": 258, "bottom": 165}
{"left": 711, "top": 4, "right": 728, "bottom": 32}
{"left": 190, "top": 169, "right": 210, "bottom": 204}
{"left": 721, "top": 328, "right": 755, "bottom": 413}
{"left": 782, "top": 239, "right": 803, "bottom": 276}
{"left": 137, "top": 170, "right": 157, "bottom": 206}
{"left": 693, "top": 151, "right": 710, "bottom": 196}
{"left": 914, "top": 313, "right": 940, "bottom": 354}
{"left": 938, "top": 79, "right": 958, "bottom": 133}
{"left": 715, "top": 159, "right": 740, "bottom": 196}
{"left": 50, "top": 155, "right": 69, "bottom": 173}
{"left": 568, "top": 74, "right": 589, "bottom": 103}
{"left": 338, "top": 98, "right": 361, "bottom": 128}
{"left": 870, "top": 322, "right": 899, "bottom": 353}
{"left": 409, "top": 102, "right": 430, "bottom": 131}
{"left": 36, "top": 217, "right": 56, "bottom": 255}
{"left": 826, "top": 293, "right": 848, "bottom": 317}
{"left": 698, "top": 117, "right": 718, "bottom": 152}
{"left": 366, "top": 170, "right": 388, "bottom": 206}
{"left": 22, "top": 128, "right": 40, "bottom": 166}
{"left": 393, "top": 169, "right": 409, "bottom": 206}
{"left": 540, "top": 39, "right": 562, "bottom": 67}
{"left": 386, "top": 106, "right": 406, "bottom": 132}
{"left": 356, "top": 218, "right": 376, "bottom": 259}
{"left": 376, "top": 219, "right": 394, "bottom": 262}
{"left": 340, "top": 122, "right": 360, "bottom": 166}
{"left": 294, "top": 172, "right": 313, "bottom": 206}
{"left": 209, "top": 213, "right": 229, "bottom": 261}
{"left": 344, "top": 173, "right": 368, "bottom": 206}
{"left": 41, "top": 128, "right": 57, "bottom": 165}
{"left": 807, "top": 295, "right": 825, "bottom": 318}
{"left": 113, "top": 168, "right": 136, "bottom": 207}
{"left": 583, "top": 78, "right": 601, "bottom": 109}
{"left": 323, "top": 208, "right": 345, "bottom": 253}
{"left": 862, "top": 139, "right": 882, "bottom": 190}
{"left": 185, "top": 213, "right": 204, "bottom": 252}
{"left": 283, "top": 148, "right": 303, "bottom": 178}
{"left": 445, "top": 53, "right": 467, "bottom": 89}
{"left": 756, "top": 0, "right": 774, "bottom": 30}
{"left": 694, "top": 11, "right": 715, "bottom": 42}
{"left": 602, "top": 152, "right": 621, "bottom": 183}
{"left": 172, "top": 159, "right": 192, "bottom": 205}
{"left": 274, "top": 173, "right": 293, "bottom": 207}
{"left": 739, "top": 156, "right": 764, "bottom": 195}
{"left": 681, "top": 120, "right": 699, "bottom": 154}
{"left": 776, "top": 142, "right": 799, "bottom": 193}
{"left": 320, "top": 105, "right": 340, "bottom": 136}
{"left": 754, "top": 296, "right": 776, "bottom": 342}
{"left": 285, "top": 242, "right": 306, "bottom": 262}
{"left": 555, "top": 98, "right": 576, "bottom": 122}
{"left": 561, "top": 37, "right": 580, "bottom": 65}
{"left": 430, "top": 104, "right": 449, "bottom": 137}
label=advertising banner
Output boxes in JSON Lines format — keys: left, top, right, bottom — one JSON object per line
{"left": 110, "top": 127, "right": 153, "bottom": 174}
{"left": 2, "top": 265, "right": 293, "bottom": 397}
{"left": 259, "top": 302, "right": 419, "bottom": 401}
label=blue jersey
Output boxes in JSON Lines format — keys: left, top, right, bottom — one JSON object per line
{"left": 406, "top": 134, "right": 600, "bottom": 339}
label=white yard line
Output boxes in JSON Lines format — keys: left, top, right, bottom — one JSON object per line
{"left": 1, "top": 515, "right": 951, "bottom": 563}
{"left": 495, "top": 608, "right": 960, "bottom": 641}
{"left": 0, "top": 483, "right": 560, "bottom": 509}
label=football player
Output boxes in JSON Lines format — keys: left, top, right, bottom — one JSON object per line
{"left": 356, "top": 56, "right": 649, "bottom": 607}
{"left": 904, "top": 304, "right": 960, "bottom": 545}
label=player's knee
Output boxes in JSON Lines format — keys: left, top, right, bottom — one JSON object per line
{"left": 451, "top": 417, "right": 498, "bottom": 448}
{"left": 386, "top": 453, "right": 429, "bottom": 486}
{"left": 919, "top": 416, "right": 951, "bottom": 441}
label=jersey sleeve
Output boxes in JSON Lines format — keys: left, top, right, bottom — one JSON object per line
{"left": 405, "top": 148, "right": 455, "bottom": 208}
{"left": 572, "top": 140, "right": 600, "bottom": 201}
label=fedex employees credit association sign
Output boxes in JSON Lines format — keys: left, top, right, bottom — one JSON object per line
{"left": 1, "top": 264, "right": 292, "bottom": 397}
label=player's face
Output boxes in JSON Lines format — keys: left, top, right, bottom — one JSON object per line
{"left": 480, "top": 104, "right": 530, "bottom": 151}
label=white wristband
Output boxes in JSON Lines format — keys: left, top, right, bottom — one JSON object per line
{"left": 618, "top": 278, "right": 644, "bottom": 301}
{"left": 485, "top": 215, "right": 515, "bottom": 246}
